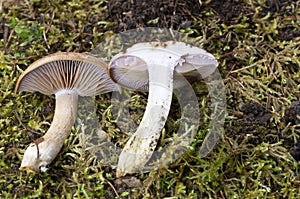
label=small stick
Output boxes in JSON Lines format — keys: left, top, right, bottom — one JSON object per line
{"left": 105, "top": 179, "right": 119, "bottom": 197}
{"left": 5, "top": 29, "right": 14, "bottom": 49}
{"left": 15, "top": 112, "right": 39, "bottom": 135}
{"left": 43, "top": 29, "right": 50, "bottom": 49}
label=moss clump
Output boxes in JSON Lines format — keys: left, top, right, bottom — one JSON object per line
{"left": 1, "top": 0, "right": 300, "bottom": 198}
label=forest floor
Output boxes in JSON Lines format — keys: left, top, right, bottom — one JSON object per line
{"left": 1, "top": 0, "right": 300, "bottom": 198}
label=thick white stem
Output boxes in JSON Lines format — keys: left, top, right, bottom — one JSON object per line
{"left": 117, "top": 63, "right": 175, "bottom": 177}
{"left": 20, "top": 90, "right": 78, "bottom": 172}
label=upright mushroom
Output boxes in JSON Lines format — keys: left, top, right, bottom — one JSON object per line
{"left": 15, "top": 52, "right": 118, "bottom": 172}
{"left": 109, "top": 41, "right": 218, "bottom": 177}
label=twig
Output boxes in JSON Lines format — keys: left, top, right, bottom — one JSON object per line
{"left": 5, "top": 29, "right": 14, "bottom": 49}
{"left": 43, "top": 29, "right": 50, "bottom": 49}
{"left": 45, "top": 11, "right": 55, "bottom": 34}
{"left": 228, "top": 63, "right": 257, "bottom": 75}
{"left": 15, "top": 112, "right": 39, "bottom": 135}
{"left": 42, "top": 11, "right": 55, "bottom": 49}
{"left": 105, "top": 178, "right": 119, "bottom": 197}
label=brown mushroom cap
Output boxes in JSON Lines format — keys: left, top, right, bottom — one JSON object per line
{"left": 15, "top": 52, "right": 118, "bottom": 96}
{"left": 108, "top": 41, "right": 218, "bottom": 91}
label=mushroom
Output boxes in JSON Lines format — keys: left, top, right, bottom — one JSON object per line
{"left": 109, "top": 41, "right": 218, "bottom": 177}
{"left": 15, "top": 52, "right": 119, "bottom": 172}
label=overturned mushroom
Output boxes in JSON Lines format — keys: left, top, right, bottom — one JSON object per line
{"left": 15, "top": 52, "right": 118, "bottom": 172}
{"left": 109, "top": 41, "right": 218, "bottom": 177}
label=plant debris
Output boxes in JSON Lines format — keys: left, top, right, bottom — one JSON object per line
{"left": 1, "top": 0, "right": 300, "bottom": 198}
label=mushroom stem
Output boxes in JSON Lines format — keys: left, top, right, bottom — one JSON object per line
{"left": 117, "top": 63, "right": 175, "bottom": 177}
{"left": 20, "top": 90, "right": 78, "bottom": 172}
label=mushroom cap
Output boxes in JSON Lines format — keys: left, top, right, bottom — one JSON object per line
{"left": 108, "top": 41, "right": 218, "bottom": 91}
{"left": 15, "top": 52, "right": 118, "bottom": 96}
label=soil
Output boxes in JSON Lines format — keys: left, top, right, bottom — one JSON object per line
{"left": 107, "top": 0, "right": 202, "bottom": 31}
{"left": 285, "top": 101, "right": 300, "bottom": 125}
{"left": 107, "top": 0, "right": 300, "bottom": 39}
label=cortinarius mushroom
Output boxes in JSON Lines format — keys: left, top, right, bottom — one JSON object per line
{"left": 15, "top": 52, "right": 118, "bottom": 172}
{"left": 109, "top": 41, "right": 218, "bottom": 177}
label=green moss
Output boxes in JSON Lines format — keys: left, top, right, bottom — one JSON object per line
{"left": 1, "top": 0, "right": 300, "bottom": 198}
